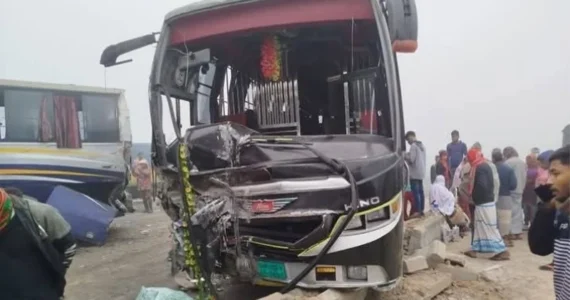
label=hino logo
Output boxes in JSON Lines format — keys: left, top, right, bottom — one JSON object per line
{"left": 344, "top": 196, "right": 381, "bottom": 211}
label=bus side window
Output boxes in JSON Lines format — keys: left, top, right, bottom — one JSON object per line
{"left": 81, "top": 95, "right": 120, "bottom": 143}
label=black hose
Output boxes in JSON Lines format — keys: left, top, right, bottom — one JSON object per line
{"left": 279, "top": 154, "right": 359, "bottom": 293}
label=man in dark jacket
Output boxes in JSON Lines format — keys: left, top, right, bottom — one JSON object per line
{"left": 492, "top": 149, "right": 518, "bottom": 247}
{"left": 528, "top": 145, "right": 570, "bottom": 299}
{"left": 0, "top": 188, "right": 76, "bottom": 299}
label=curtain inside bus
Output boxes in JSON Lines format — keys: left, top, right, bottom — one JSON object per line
{"left": 38, "top": 97, "right": 54, "bottom": 142}
{"left": 53, "top": 95, "right": 81, "bottom": 148}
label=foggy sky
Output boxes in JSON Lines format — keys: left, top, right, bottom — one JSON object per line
{"left": 1, "top": 0, "right": 568, "bottom": 159}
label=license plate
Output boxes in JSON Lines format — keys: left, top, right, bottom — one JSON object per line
{"left": 251, "top": 200, "right": 274, "bottom": 213}
{"left": 257, "top": 260, "right": 287, "bottom": 280}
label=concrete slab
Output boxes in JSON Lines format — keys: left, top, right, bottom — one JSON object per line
{"left": 426, "top": 240, "right": 447, "bottom": 268}
{"left": 404, "top": 256, "right": 429, "bottom": 274}
{"left": 404, "top": 213, "right": 445, "bottom": 255}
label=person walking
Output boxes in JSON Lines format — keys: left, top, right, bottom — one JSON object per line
{"left": 503, "top": 146, "right": 528, "bottom": 241}
{"left": 492, "top": 149, "right": 517, "bottom": 247}
{"left": 0, "top": 188, "right": 76, "bottom": 300}
{"left": 447, "top": 130, "right": 468, "bottom": 178}
{"left": 133, "top": 154, "right": 153, "bottom": 213}
{"left": 528, "top": 145, "right": 570, "bottom": 299}
{"left": 405, "top": 131, "right": 427, "bottom": 218}
{"left": 463, "top": 148, "right": 510, "bottom": 260}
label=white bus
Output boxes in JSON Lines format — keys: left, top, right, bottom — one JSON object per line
{"left": 0, "top": 79, "right": 132, "bottom": 210}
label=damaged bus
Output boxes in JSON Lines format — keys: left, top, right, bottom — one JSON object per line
{"left": 100, "top": 0, "right": 418, "bottom": 297}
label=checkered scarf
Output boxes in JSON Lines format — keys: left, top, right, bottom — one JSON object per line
{"left": 0, "top": 189, "right": 13, "bottom": 231}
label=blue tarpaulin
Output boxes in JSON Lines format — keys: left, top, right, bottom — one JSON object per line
{"left": 47, "top": 185, "right": 117, "bottom": 245}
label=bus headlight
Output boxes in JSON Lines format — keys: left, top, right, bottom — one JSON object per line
{"left": 345, "top": 216, "right": 364, "bottom": 230}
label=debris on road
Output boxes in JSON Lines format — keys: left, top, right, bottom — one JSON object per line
{"left": 136, "top": 286, "right": 194, "bottom": 300}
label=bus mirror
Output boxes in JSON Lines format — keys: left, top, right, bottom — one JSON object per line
{"left": 100, "top": 33, "right": 158, "bottom": 67}
{"left": 385, "top": 0, "right": 418, "bottom": 53}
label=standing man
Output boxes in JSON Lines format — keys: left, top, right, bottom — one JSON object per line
{"left": 503, "top": 146, "right": 528, "bottom": 241}
{"left": 0, "top": 188, "right": 76, "bottom": 299}
{"left": 528, "top": 145, "right": 570, "bottom": 299}
{"left": 447, "top": 130, "right": 468, "bottom": 178}
{"left": 405, "top": 131, "right": 427, "bottom": 218}
{"left": 492, "top": 149, "right": 518, "bottom": 247}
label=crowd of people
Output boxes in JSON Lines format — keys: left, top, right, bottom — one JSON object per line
{"left": 405, "top": 129, "right": 570, "bottom": 299}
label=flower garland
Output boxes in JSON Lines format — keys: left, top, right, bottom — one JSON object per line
{"left": 260, "top": 35, "right": 282, "bottom": 82}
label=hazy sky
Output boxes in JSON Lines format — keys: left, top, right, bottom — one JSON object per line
{"left": 1, "top": 0, "right": 568, "bottom": 159}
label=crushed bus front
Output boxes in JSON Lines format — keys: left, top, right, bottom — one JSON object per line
{"left": 100, "top": 0, "right": 418, "bottom": 294}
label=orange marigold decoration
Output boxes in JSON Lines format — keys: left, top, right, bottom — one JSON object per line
{"left": 260, "top": 35, "right": 282, "bottom": 81}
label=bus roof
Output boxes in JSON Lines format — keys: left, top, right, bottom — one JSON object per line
{"left": 166, "top": 0, "right": 373, "bottom": 45}
{"left": 165, "top": 0, "right": 258, "bottom": 22}
{"left": 0, "top": 78, "right": 124, "bottom": 95}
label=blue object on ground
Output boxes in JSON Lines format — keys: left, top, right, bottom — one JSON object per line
{"left": 136, "top": 287, "right": 194, "bottom": 300}
{"left": 46, "top": 185, "right": 117, "bottom": 245}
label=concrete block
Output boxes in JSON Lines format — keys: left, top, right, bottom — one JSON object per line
{"left": 444, "top": 253, "right": 466, "bottom": 267}
{"left": 437, "top": 264, "right": 478, "bottom": 281}
{"left": 426, "top": 240, "right": 447, "bottom": 268}
{"left": 405, "top": 213, "right": 445, "bottom": 255}
{"left": 479, "top": 265, "right": 508, "bottom": 283}
{"left": 311, "top": 288, "right": 367, "bottom": 300}
{"left": 415, "top": 272, "right": 453, "bottom": 300}
{"left": 403, "top": 256, "right": 429, "bottom": 274}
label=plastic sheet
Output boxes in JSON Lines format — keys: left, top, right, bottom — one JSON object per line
{"left": 135, "top": 287, "right": 194, "bottom": 300}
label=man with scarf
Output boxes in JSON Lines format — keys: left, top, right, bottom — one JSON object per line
{"left": 0, "top": 188, "right": 76, "bottom": 299}
{"left": 528, "top": 145, "right": 570, "bottom": 299}
{"left": 463, "top": 148, "right": 510, "bottom": 260}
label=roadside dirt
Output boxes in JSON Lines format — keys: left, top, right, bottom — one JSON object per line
{"left": 442, "top": 232, "right": 555, "bottom": 300}
{"left": 65, "top": 202, "right": 555, "bottom": 300}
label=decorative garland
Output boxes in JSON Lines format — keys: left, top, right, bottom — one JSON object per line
{"left": 260, "top": 35, "right": 282, "bottom": 81}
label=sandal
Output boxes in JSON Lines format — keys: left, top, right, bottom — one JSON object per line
{"left": 511, "top": 233, "right": 524, "bottom": 240}
{"left": 463, "top": 250, "right": 477, "bottom": 258}
{"left": 490, "top": 251, "right": 511, "bottom": 261}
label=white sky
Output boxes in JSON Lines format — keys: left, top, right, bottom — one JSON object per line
{"left": 1, "top": 0, "right": 569, "bottom": 160}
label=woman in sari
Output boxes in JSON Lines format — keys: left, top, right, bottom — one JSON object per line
{"left": 463, "top": 148, "right": 510, "bottom": 260}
